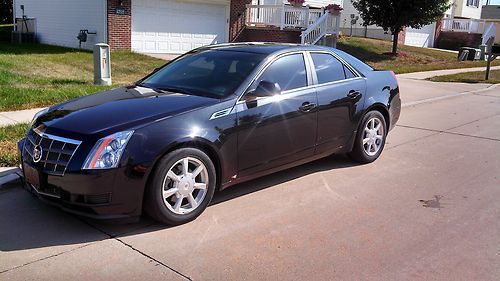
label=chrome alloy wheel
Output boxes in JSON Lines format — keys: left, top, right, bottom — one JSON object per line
{"left": 161, "top": 157, "right": 209, "bottom": 215}
{"left": 363, "top": 117, "right": 385, "bottom": 157}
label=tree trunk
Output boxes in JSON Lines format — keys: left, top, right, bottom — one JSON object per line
{"left": 392, "top": 32, "right": 399, "bottom": 55}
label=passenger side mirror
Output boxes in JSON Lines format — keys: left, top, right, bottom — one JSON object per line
{"left": 252, "top": 81, "right": 281, "bottom": 98}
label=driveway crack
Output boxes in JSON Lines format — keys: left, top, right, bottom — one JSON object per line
{"left": 75, "top": 217, "right": 192, "bottom": 281}
{"left": 396, "top": 124, "right": 500, "bottom": 142}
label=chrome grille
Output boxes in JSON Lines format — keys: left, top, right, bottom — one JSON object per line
{"left": 23, "top": 129, "right": 81, "bottom": 176}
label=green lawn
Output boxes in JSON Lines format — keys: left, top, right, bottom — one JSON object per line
{"left": 0, "top": 43, "right": 165, "bottom": 111}
{"left": 0, "top": 123, "right": 30, "bottom": 167}
{"left": 427, "top": 69, "right": 500, "bottom": 84}
{"left": 0, "top": 39, "right": 496, "bottom": 112}
{"left": 337, "top": 37, "right": 498, "bottom": 74}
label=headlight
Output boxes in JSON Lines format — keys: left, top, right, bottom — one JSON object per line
{"left": 83, "top": 131, "right": 134, "bottom": 170}
{"left": 31, "top": 108, "right": 49, "bottom": 124}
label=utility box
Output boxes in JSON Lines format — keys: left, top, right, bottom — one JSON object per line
{"left": 93, "top": 43, "right": 112, "bottom": 86}
{"left": 458, "top": 47, "right": 481, "bottom": 61}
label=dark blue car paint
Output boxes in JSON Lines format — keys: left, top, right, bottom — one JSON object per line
{"left": 20, "top": 43, "right": 401, "bottom": 220}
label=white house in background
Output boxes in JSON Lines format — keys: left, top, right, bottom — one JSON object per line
{"left": 12, "top": 0, "right": 341, "bottom": 55}
{"left": 339, "top": 0, "right": 485, "bottom": 49}
{"left": 339, "top": 0, "right": 391, "bottom": 40}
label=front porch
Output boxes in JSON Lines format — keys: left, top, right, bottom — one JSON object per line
{"left": 230, "top": 2, "right": 341, "bottom": 46}
{"left": 441, "top": 18, "right": 487, "bottom": 34}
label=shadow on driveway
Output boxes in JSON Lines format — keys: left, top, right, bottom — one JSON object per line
{"left": 0, "top": 154, "right": 359, "bottom": 252}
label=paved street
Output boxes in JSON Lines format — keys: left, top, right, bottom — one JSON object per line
{"left": 1, "top": 78, "right": 499, "bottom": 280}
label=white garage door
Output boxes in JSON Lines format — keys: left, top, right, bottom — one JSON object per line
{"left": 404, "top": 23, "right": 436, "bottom": 48}
{"left": 132, "top": 0, "right": 228, "bottom": 54}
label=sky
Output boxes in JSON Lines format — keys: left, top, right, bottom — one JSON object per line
{"left": 486, "top": 0, "right": 500, "bottom": 4}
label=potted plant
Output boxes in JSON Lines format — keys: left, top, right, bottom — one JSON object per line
{"left": 288, "top": 0, "right": 305, "bottom": 8}
{"left": 325, "top": 4, "right": 343, "bottom": 15}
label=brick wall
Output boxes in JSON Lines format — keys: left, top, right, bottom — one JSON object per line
{"left": 236, "top": 27, "right": 302, "bottom": 43}
{"left": 107, "top": 0, "right": 131, "bottom": 50}
{"left": 435, "top": 31, "right": 482, "bottom": 51}
{"left": 230, "top": 0, "right": 252, "bottom": 42}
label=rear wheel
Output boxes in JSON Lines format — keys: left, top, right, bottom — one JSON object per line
{"left": 145, "top": 148, "right": 216, "bottom": 225}
{"left": 348, "top": 111, "right": 387, "bottom": 164}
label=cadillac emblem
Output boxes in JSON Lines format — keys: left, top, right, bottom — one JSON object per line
{"left": 33, "top": 145, "right": 43, "bottom": 163}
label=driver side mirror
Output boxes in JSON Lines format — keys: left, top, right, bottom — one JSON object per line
{"left": 244, "top": 81, "right": 281, "bottom": 109}
{"left": 253, "top": 80, "right": 281, "bottom": 97}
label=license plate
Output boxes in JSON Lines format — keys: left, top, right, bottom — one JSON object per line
{"left": 23, "top": 164, "right": 41, "bottom": 190}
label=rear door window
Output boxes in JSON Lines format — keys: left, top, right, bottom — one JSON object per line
{"left": 311, "top": 53, "right": 355, "bottom": 84}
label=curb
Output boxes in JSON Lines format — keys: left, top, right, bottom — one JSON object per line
{"left": 0, "top": 167, "right": 23, "bottom": 187}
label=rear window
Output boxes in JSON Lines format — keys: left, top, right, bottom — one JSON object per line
{"left": 331, "top": 49, "right": 373, "bottom": 75}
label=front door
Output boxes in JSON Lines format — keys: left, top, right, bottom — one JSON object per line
{"left": 236, "top": 53, "right": 318, "bottom": 177}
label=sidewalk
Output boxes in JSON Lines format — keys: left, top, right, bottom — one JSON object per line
{"left": 397, "top": 65, "right": 500, "bottom": 80}
{"left": 0, "top": 107, "right": 45, "bottom": 127}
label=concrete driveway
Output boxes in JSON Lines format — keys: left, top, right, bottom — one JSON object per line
{"left": 1, "top": 78, "right": 499, "bottom": 280}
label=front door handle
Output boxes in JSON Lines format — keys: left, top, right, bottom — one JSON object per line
{"left": 347, "top": 90, "right": 361, "bottom": 99}
{"left": 299, "top": 102, "right": 317, "bottom": 113}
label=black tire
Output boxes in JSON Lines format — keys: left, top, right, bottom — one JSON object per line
{"left": 144, "top": 148, "right": 216, "bottom": 225}
{"left": 348, "top": 111, "right": 387, "bottom": 164}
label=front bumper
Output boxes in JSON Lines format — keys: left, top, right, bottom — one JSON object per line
{"left": 18, "top": 138, "right": 143, "bottom": 221}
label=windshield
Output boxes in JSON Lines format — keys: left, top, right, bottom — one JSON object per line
{"left": 141, "top": 50, "right": 266, "bottom": 98}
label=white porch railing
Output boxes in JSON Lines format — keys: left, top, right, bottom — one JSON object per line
{"left": 246, "top": 5, "right": 324, "bottom": 30}
{"left": 301, "top": 12, "right": 340, "bottom": 45}
{"left": 442, "top": 18, "right": 487, "bottom": 34}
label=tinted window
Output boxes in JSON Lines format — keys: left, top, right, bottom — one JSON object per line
{"left": 255, "top": 54, "right": 307, "bottom": 92}
{"left": 142, "top": 50, "right": 265, "bottom": 98}
{"left": 311, "top": 53, "right": 346, "bottom": 84}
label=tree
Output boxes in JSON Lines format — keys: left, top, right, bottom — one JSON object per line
{"left": 351, "top": 0, "right": 450, "bottom": 54}
{"left": 0, "top": 0, "right": 13, "bottom": 24}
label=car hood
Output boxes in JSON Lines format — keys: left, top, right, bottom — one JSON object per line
{"left": 37, "top": 86, "right": 219, "bottom": 136}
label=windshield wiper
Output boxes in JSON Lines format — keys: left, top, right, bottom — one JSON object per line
{"left": 135, "top": 83, "right": 191, "bottom": 95}
{"left": 155, "top": 87, "right": 193, "bottom": 95}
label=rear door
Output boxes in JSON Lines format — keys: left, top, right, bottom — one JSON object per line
{"left": 236, "top": 52, "right": 318, "bottom": 177}
{"left": 307, "top": 52, "right": 367, "bottom": 154}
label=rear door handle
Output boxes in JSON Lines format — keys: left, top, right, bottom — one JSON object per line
{"left": 299, "top": 102, "right": 317, "bottom": 113}
{"left": 347, "top": 90, "right": 361, "bottom": 99}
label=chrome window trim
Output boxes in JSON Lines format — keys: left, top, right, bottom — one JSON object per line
{"left": 313, "top": 76, "right": 366, "bottom": 88}
{"left": 235, "top": 49, "right": 366, "bottom": 106}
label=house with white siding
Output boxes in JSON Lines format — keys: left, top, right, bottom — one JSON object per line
{"left": 339, "top": 0, "right": 486, "bottom": 49}
{"left": 12, "top": 0, "right": 342, "bottom": 55}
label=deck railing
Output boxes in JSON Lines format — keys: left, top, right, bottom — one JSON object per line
{"left": 246, "top": 5, "right": 328, "bottom": 30}
{"left": 301, "top": 12, "right": 340, "bottom": 45}
{"left": 442, "top": 18, "right": 486, "bottom": 34}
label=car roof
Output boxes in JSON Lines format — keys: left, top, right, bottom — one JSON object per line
{"left": 192, "top": 42, "right": 374, "bottom": 76}
{"left": 194, "top": 42, "right": 332, "bottom": 55}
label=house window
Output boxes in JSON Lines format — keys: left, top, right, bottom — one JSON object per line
{"left": 466, "top": 0, "right": 480, "bottom": 7}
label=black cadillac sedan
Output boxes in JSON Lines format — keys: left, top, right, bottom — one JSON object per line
{"left": 19, "top": 43, "right": 401, "bottom": 225}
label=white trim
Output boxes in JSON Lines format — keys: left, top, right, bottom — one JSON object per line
{"left": 225, "top": 4, "right": 230, "bottom": 42}
{"left": 13, "top": 0, "right": 17, "bottom": 29}
{"left": 103, "top": 0, "right": 108, "bottom": 44}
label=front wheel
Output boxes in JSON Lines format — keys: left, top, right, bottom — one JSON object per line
{"left": 348, "top": 111, "right": 387, "bottom": 164}
{"left": 145, "top": 148, "right": 216, "bottom": 225}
